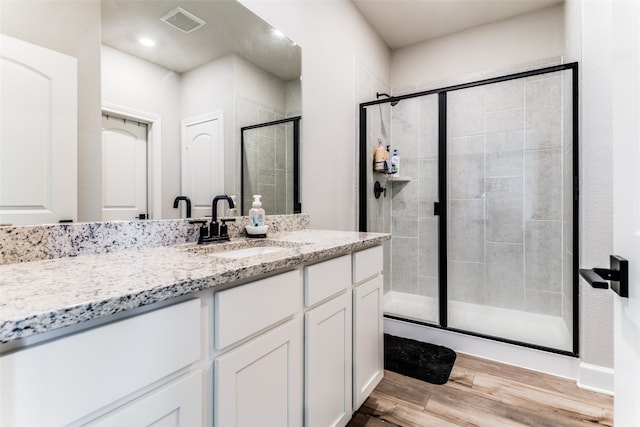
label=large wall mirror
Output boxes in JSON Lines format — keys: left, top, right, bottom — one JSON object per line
{"left": 0, "top": 0, "right": 301, "bottom": 226}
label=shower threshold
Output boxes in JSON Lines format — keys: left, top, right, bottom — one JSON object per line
{"left": 384, "top": 291, "right": 572, "bottom": 352}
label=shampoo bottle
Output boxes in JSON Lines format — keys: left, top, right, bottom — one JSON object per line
{"left": 391, "top": 149, "right": 400, "bottom": 177}
{"left": 249, "top": 195, "right": 265, "bottom": 227}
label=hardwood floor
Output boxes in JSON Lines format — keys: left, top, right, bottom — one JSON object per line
{"left": 348, "top": 353, "right": 613, "bottom": 427}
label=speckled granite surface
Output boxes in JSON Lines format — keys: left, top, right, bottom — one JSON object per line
{"left": 0, "top": 214, "right": 310, "bottom": 265}
{"left": 0, "top": 228, "right": 389, "bottom": 343}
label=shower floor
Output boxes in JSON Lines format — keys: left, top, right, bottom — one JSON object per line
{"left": 384, "top": 291, "right": 573, "bottom": 352}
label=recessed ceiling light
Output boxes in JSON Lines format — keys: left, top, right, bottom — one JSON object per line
{"left": 139, "top": 37, "right": 156, "bottom": 47}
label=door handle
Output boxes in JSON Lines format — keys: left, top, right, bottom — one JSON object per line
{"left": 579, "top": 255, "right": 628, "bottom": 298}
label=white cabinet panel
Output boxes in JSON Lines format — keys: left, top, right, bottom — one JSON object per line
{"left": 87, "top": 371, "right": 203, "bottom": 427}
{"left": 352, "top": 246, "right": 383, "bottom": 284}
{"left": 304, "top": 254, "right": 350, "bottom": 307}
{"left": 353, "top": 275, "right": 384, "bottom": 409}
{"left": 214, "top": 317, "right": 303, "bottom": 427}
{"left": 0, "top": 299, "right": 201, "bottom": 426}
{"left": 215, "top": 269, "right": 301, "bottom": 349}
{"left": 305, "top": 292, "right": 352, "bottom": 427}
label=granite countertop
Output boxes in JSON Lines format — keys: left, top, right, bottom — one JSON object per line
{"left": 0, "top": 229, "right": 389, "bottom": 344}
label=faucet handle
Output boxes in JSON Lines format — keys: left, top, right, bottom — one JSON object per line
{"left": 219, "top": 218, "right": 235, "bottom": 238}
{"left": 189, "top": 220, "right": 209, "bottom": 241}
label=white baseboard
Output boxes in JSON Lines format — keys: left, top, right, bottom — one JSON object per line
{"left": 577, "top": 362, "right": 614, "bottom": 395}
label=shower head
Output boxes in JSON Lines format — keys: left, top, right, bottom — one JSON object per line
{"left": 376, "top": 92, "right": 400, "bottom": 106}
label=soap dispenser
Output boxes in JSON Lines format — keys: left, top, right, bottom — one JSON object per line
{"left": 249, "top": 195, "right": 265, "bottom": 227}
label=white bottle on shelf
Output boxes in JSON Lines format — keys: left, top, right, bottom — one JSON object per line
{"left": 391, "top": 149, "right": 400, "bottom": 177}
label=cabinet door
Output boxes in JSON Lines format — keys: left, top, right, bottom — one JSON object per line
{"left": 305, "top": 292, "right": 352, "bottom": 427}
{"left": 87, "top": 371, "right": 202, "bottom": 427}
{"left": 214, "top": 318, "right": 303, "bottom": 427}
{"left": 353, "top": 275, "right": 384, "bottom": 409}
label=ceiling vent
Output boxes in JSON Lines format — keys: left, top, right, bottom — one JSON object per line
{"left": 160, "top": 7, "right": 205, "bottom": 33}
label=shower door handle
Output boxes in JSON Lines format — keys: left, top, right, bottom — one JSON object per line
{"left": 579, "top": 255, "right": 629, "bottom": 298}
{"left": 433, "top": 202, "right": 441, "bottom": 216}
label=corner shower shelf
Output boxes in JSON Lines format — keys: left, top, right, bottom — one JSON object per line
{"left": 388, "top": 176, "right": 412, "bottom": 182}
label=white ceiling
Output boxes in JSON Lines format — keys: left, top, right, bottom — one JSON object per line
{"left": 101, "top": 0, "right": 561, "bottom": 79}
{"left": 351, "top": 0, "right": 563, "bottom": 50}
{"left": 101, "top": 0, "right": 301, "bottom": 79}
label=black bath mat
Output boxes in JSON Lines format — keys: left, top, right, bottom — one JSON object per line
{"left": 384, "top": 334, "right": 457, "bottom": 385}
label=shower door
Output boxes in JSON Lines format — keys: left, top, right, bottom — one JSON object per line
{"left": 384, "top": 95, "right": 440, "bottom": 324}
{"left": 444, "top": 69, "right": 575, "bottom": 352}
{"left": 360, "top": 95, "right": 440, "bottom": 325}
{"left": 359, "top": 63, "right": 578, "bottom": 354}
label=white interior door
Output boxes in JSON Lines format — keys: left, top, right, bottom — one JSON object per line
{"left": 181, "top": 111, "right": 224, "bottom": 219}
{"left": 611, "top": 1, "right": 640, "bottom": 425}
{"left": 101, "top": 115, "right": 148, "bottom": 221}
{"left": 0, "top": 34, "right": 77, "bottom": 225}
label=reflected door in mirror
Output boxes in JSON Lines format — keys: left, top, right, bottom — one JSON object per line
{"left": 0, "top": 35, "right": 77, "bottom": 226}
{"left": 181, "top": 112, "right": 224, "bottom": 218}
{"left": 101, "top": 115, "right": 148, "bottom": 221}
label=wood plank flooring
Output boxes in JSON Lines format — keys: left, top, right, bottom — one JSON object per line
{"left": 348, "top": 353, "right": 613, "bottom": 427}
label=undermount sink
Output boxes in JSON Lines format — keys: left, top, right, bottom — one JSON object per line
{"left": 180, "top": 239, "right": 310, "bottom": 259}
{"left": 214, "top": 246, "right": 285, "bottom": 259}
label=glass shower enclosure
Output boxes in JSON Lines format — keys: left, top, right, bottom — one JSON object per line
{"left": 359, "top": 63, "right": 578, "bottom": 354}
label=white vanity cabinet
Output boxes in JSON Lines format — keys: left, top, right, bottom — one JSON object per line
{"left": 304, "top": 255, "right": 353, "bottom": 427}
{"left": 352, "top": 246, "right": 385, "bottom": 409}
{"left": 213, "top": 270, "right": 303, "bottom": 427}
{"left": 211, "top": 246, "right": 384, "bottom": 427}
{"left": 0, "top": 299, "right": 202, "bottom": 426}
{"left": 0, "top": 242, "right": 386, "bottom": 427}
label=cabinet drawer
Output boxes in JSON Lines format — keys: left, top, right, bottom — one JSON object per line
{"left": 88, "top": 370, "right": 203, "bottom": 427}
{"left": 0, "top": 299, "right": 201, "bottom": 427}
{"left": 304, "top": 254, "right": 350, "bottom": 307}
{"left": 352, "top": 245, "right": 383, "bottom": 284}
{"left": 215, "top": 269, "right": 301, "bottom": 350}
